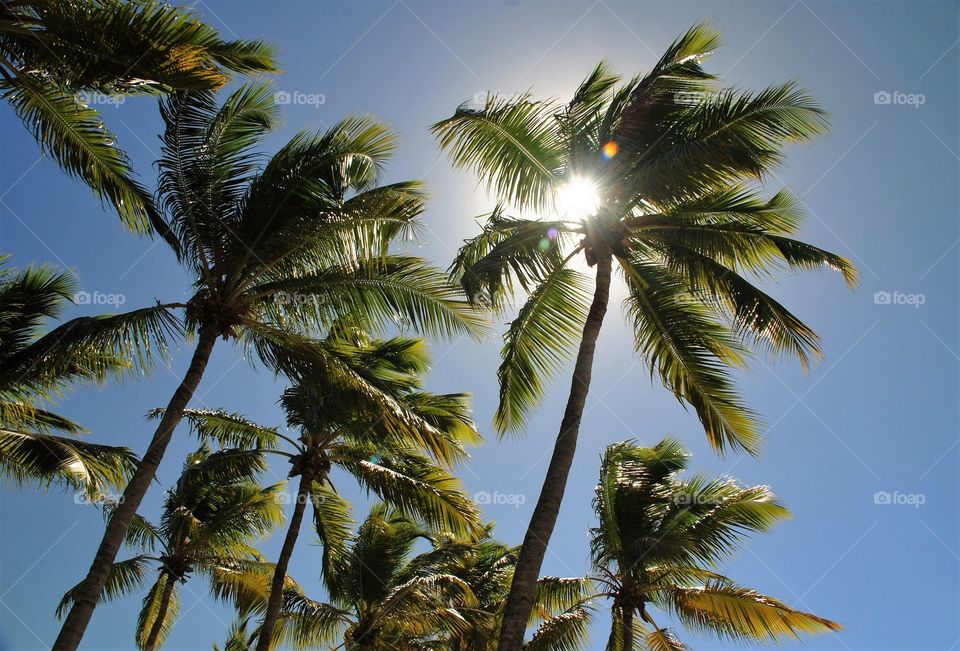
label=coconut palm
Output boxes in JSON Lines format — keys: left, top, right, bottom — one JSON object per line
{"left": 171, "top": 331, "right": 484, "bottom": 650}
{"left": 0, "top": 255, "right": 180, "bottom": 495}
{"left": 57, "top": 443, "right": 285, "bottom": 650}
{"left": 0, "top": 0, "right": 277, "bottom": 238}
{"left": 591, "top": 439, "right": 840, "bottom": 649}
{"left": 54, "top": 85, "right": 482, "bottom": 649}
{"left": 421, "top": 530, "right": 593, "bottom": 651}
{"left": 432, "top": 24, "right": 856, "bottom": 648}
{"left": 267, "top": 505, "right": 485, "bottom": 650}
{"left": 268, "top": 508, "right": 590, "bottom": 651}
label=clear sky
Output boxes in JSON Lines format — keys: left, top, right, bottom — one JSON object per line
{"left": 1, "top": 1, "right": 957, "bottom": 649}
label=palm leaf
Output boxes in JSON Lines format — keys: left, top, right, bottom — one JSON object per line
{"left": 665, "top": 581, "right": 841, "bottom": 641}
{"left": 432, "top": 94, "right": 564, "bottom": 212}
{"left": 495, "top": 266, "right": 591, "bottom": 432}
{"left": 0, "top": 428, "right": 137, "bottom": 495}
{"left": 620, "top": 258, "right": 759, "bottom": 454}
{"left": 56, "top": 555, "right": 152, "bottom": 618}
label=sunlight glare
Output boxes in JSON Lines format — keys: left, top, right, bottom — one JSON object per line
{"left": 557, "top": 176, "right": 600, "bottom": 221}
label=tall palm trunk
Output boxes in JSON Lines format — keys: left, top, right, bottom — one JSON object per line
{"left": 143, "top": 570, "right": 177, "bottom": 651}
{"left": 53, "top": 327, "right": 219, "bottom": 651}
{"left": 496, "top": 252, "right": 612, "bottom": 651}
{"left": 622, "top": 607, "right": 634, "bottom": 651}
{"left": 255, "top": 464, "right": 316, "bottom": 650}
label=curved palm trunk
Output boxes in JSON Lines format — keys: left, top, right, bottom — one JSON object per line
{"left": 621, "top": 607, "right": 634, "bottom": 651}
{"left": 255, "top": 465, "right": 316, "bottom": 651}
{"left": 143, "top": 571, "right": 177, "bottom": 651}
{"left": 53, "top": 327, "right": 218, "bottom": 651}
{"left": 496, "top": 252, "right": 612, "bottom": 651}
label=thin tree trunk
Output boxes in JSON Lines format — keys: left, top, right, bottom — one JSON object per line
{"left": 496, "top": 252, "right": 612, "bottom": 651}
{"left": 622, "top": 607, "right": 634, "bottom": 651}
{"left": 53, "top": 328, "right": 218, "bottom": 651}
{"left": 255, "top": 465, "right": 315, "bottom": 651}
{"left": 143, "top": 571, "right": 177, "bottom": 651}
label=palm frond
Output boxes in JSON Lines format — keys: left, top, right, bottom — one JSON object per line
{"left": 1, "top": 74, "right": 162, "bottom": 237}
{"left": 155, "top": 408, "right": 280, "bottom": 450}
{"left": 524, "top": 606, "right": 592, "bottom": 651}
{"left": 0, "top": 428, "right": 137, "bottom": 495}
{"left": 335, "top": 447, "right": 482, "bottom": 537}
{"left": 432, "top": 94, "right": 564, "bottom": 212}
{"left": 495, "top": 266, "right": 591, "bottom": 433}
{"left": 135, "top": 572, "right": 180, "bottom": 650}
{"left": 56, "top": 555, "right": 152, "bottom": 618}
{"left": 620, "top": 258, "right": 760, "bottom": 454}
{"left": 664, "top": 581, "right": 841, "bottom": 642}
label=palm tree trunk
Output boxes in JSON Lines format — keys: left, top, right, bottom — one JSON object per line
{"left": 255, "top": 464, "right": 315, "bottom": 651}
{"left": 53, "top": 327, "right": 219, "bottom": 651}
{"left": 143, "top": 571, "right": 177, "bottom": 651}
{"left": 622, "top": 607, "right": 634, "bottom": 651}
{"left": 496, "top": 252, "right": 612, "bottom": 651}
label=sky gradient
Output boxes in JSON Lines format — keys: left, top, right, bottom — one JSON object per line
{"left": 1, "top": 1, "right": 958, "bottom": 649}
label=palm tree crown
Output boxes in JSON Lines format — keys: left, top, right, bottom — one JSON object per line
{"left": 54, "top": 84, "right": 481, "bottom": 650}
{"left": 58, "top": 443, "right": 285, "bottom": 650}
{"left": 174, "top": 330, "right": 485, "bottom": 649}
{"left": 0, "top": 255, "right": 177, "bottom": 495}
{"left": 591, "top": 438, "right": 840, "bottom": 649}
{"left": 0, "top": 0, "right": 278, "bottom": 236}
{"left": 435, "top": 25, "right": 855, "bottom": 451}
{"left": 432, "top": 25, "right": 856, "bottom": 648}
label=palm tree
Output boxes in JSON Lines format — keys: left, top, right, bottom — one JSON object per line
{"left": 0, "top": 0, "right": 277, "bottom": 238}
{"left": 172, "top": 331, "right": 485, "bottom": 650}
{"left": 268, "top": 505, "right": 484, "bottom": 650}
{"left": 590, "top": 438, "right": 840, "bottom": 649}
{"left": 54, "top": 86, "right": 482, "bottom": 649}
{"left": 57, "top": 442, "right": 285, "bottom": 650}
{"left": 0, "top": 255, "right": 178, "bottom": 495}
{"left": 431, "top": 24, "right": 856, "bottom": 648}
{"left": 424, "top": 530, "right": 593, "bottom": 651}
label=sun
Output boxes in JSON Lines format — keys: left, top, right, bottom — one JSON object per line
{"left": 556, "top": 176, "right": 600, "bottom": 221}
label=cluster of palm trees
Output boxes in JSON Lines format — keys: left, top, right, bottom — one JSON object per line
{"left": 1, "top": 2, "right": 855, "bottom": 649}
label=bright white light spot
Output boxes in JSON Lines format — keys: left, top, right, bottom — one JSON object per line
{"left": 556, "top": 177, "right": 599, "bottom": 220}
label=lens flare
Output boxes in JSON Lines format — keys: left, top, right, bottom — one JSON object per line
{"left": 601, "top": 141, "right": 619, "bottom": 160}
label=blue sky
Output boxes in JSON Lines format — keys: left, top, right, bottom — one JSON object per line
{"left": 1, "top": 1, "right": 958, "bottom": 649}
